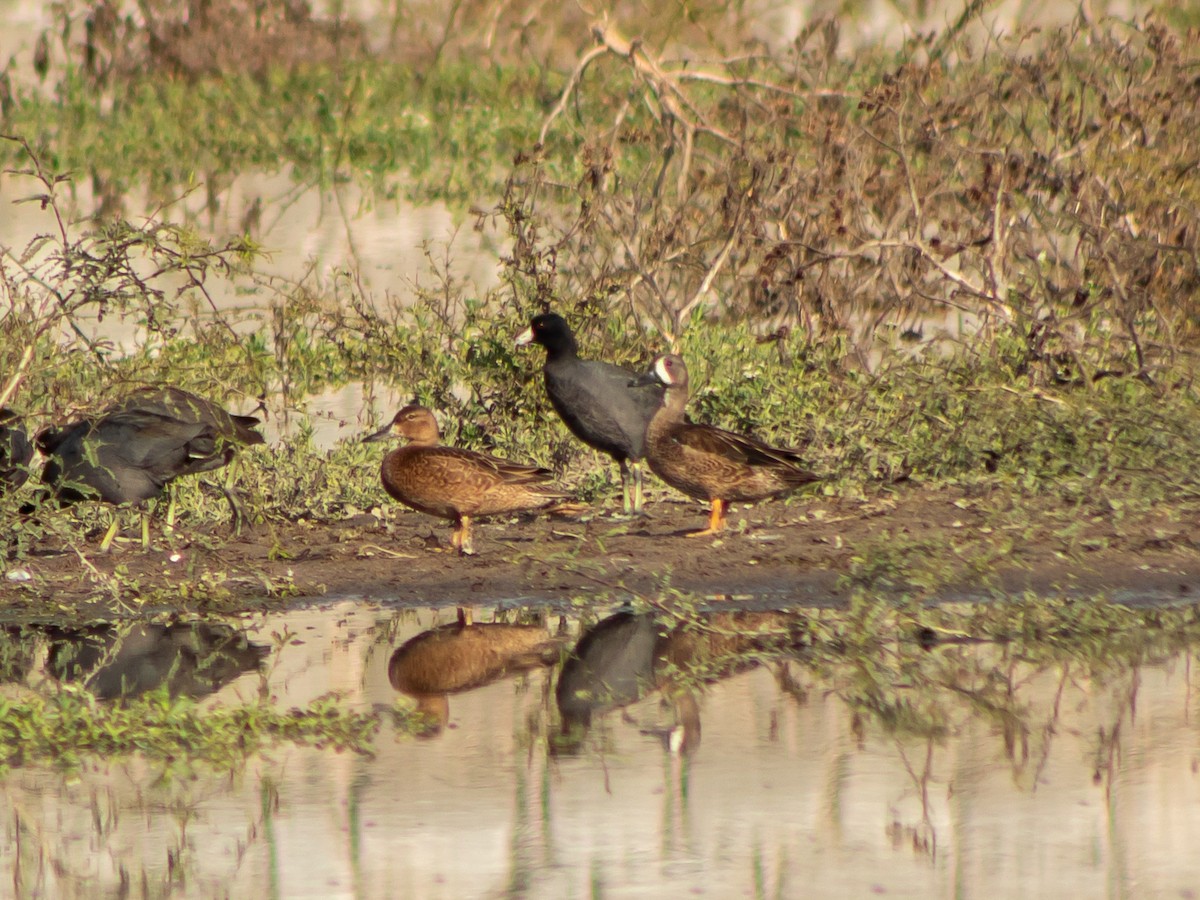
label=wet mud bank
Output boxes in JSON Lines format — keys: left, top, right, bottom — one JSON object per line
{"left": 4, "top": 486, "right": 1199, "bottom": 617}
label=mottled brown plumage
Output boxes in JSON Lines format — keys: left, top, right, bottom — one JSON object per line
{"left": 634, "top": 354, "right": 818, "bottom": 535}
{"left": 363, "top": 405, "right": 569, "bottom": 555}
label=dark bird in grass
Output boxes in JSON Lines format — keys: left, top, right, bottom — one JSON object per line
{"left": 27, "top": 387, "right": 264, "bottom": 550}
{"left": 516, "top": 312, "right": 663, "bottom": 515}
{"left": 363, "top": 404, "right": 570, "bottom": 556}
{"left": 0, "top": 408, "right": 33, "bottom": 493}
{"left": 388, "top": 608, "right": 566, "bottom": 734}
{"left": 631, "top": 354, "right": 817, "bottom": 536}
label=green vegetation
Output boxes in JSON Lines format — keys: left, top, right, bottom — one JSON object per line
{"left": 2, "top": 61, "right": 555, "bottom": 204}
{"left": 0, "top": 687, "right": 380, "bottom": 774}
{"left": 2, "top": 0, "right": 1199, "bottom": 858}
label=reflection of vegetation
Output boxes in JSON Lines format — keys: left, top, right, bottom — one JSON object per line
{"left": 0, "top": 688, "right": 379, "bottom": 774}
{"left": 793, "top": 594, "right": 1200, "bottom": 752}
{"left": 0, "top": 617, "right": 371, "bottom": 773}
{"left": 579, "top": 593, "right": 1200, "bottom": 757}
{"left": 0, "top": 593, "right": 1193, "bottom": 775}
{"left": 45, "top": 619, "right": 269, "bottom": 700}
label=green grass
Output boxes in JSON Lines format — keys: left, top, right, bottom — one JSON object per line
{"left": 2, "top": 61, "right": 558, "bottom": 206}
{"left": 4, "top": 286, "right": 1200, "bottom": 565}
{"left": 0, "top": 686, "right": 380, "bottom": 774}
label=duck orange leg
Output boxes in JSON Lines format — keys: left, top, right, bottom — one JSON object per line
{"left": 452, "top": 515, "right": 476, "bottom": 556}
{"left": 687, "top": 498, "right": 726, "bottom": 537}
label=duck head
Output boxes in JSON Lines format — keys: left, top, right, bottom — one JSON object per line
{"left": 630, "top": 353, "right": 690, "bottom": 390}
{"left": 363, "top": 404, "right": 441, "bottom": 446}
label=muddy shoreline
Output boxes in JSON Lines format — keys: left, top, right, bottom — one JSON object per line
{"left": 4, "top": 485, "right": 1199, "bottom": 618}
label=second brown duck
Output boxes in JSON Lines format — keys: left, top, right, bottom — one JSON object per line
{"left": 364, "top": 404, "right": 569, "bottom": 555}
{"left": 633, "top": 354, "right": 818, "bottom": 536}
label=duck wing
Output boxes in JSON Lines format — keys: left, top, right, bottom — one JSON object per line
{"left": 98, "top": 410, "right": 215, "bottom": 470}
{"left": 421, "top": 446, "right": 555, "bottom": 485}
{"left": 672, "top": 422, "right": 814, "bottom": 473}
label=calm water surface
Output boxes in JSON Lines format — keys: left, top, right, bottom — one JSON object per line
{"left": 1, "top": 600, "right": 1198, "bottom": 898}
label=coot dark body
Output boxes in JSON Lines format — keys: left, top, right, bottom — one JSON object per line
{"left": 35, "top": 388, "right": 263, "bottom": 507}
{"left": 516, "top": 313, "right": 662, "bottom": 514}
{"left": 29, "top": 388, "right": 264, "bottom": 547}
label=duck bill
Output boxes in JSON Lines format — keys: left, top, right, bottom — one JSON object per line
{"left": 362, "top": 425, "right": 393, "bottom": 443}
{"left": 628, "top": 370, "right": 662, "bottom": 388}
{"left": 514, "top": 326, "right": 534, "bottom": 347}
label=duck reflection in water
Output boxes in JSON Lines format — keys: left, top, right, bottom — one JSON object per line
{"left": 46, "top": 620, "right": 270, "bottom": 701}
{"left": 555, "top": 608, "right": 808, "bottom": 755}
{"left": 388, "top": 608, "right": 568, "bottom": 735}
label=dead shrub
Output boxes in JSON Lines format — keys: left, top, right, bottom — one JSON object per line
{"left": 496, "top": 16, "right": 1200, "bottom": 385}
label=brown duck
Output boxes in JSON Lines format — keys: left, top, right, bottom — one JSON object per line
{"left": 633, "top": 354, "right": 817, "bottom": 535}
{"left": 363, "top": 404, "right": 569, "bottom": 555}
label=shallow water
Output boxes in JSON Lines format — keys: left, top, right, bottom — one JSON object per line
{"left": 1, "top": 599, "right": 1198, "bottom": 898}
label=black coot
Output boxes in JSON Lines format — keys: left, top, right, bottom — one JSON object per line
{"left": 516, "top": 313, "right": 662, "bottom": 514}
{"left": 29, "top": 387, "right": 264, "bottom": 548}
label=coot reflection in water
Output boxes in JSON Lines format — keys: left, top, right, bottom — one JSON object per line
{"left": 388, "top": 609, "right": 568, "bottom": 733}
{"left": 46, "top": 620, "right": 269, "bottom": 700}
{"left": 555, "top": 608, "right": 809, "bottom": 754}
